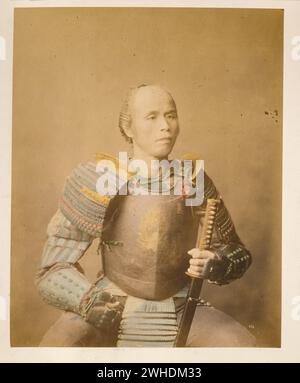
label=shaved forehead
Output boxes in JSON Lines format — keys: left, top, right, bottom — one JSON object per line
{"left": 130, "top": 85, "right": 176, "bottom": 113}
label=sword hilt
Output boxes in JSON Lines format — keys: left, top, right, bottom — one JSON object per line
{"left": 185, "top": 198, "right": 221, "bottom": 278}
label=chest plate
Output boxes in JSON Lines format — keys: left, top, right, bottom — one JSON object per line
{"left": 102, "top": 194, "right": 199, "bottom": 300}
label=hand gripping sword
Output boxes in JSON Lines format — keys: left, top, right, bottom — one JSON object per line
{"left": 174, "top": 198, "right": 221, "bottom": 347}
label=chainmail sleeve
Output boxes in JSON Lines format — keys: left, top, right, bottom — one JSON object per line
{"left": 35, "top": 209, "right": 95, "bottom": 314}
{"left": 194, "top": 172, "right": 252, "bottom": 285}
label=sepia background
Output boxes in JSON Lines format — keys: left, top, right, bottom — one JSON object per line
{"left": 11, "top": 8, "right": 282, "bottom": 347}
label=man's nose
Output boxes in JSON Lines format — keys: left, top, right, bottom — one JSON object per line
{"left": 160, "top": 117, "right": 170, "bottom": 131}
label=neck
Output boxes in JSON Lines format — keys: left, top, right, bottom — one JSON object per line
{"left": 132, "top": 146, "right": 168, "bottom": 168}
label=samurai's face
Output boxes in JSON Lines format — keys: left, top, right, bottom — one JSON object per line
{"left": 126, "top": 86, "right": 179, "bottom": 160}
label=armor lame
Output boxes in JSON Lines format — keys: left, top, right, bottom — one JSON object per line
{"left": 59, "top": 161, "right": 112, "bottom": 237}
{"left": 117, "top": 296, "right": 178, "bottom": 347}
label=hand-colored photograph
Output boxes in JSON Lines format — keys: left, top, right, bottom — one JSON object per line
{"left": 11, "top": 7, "right": 282, "bottom": 347}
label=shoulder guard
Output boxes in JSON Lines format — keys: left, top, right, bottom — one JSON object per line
{"left": 193, "top": 171, "right": 238, "bottom": 243}
{"left": 59, "top": 153, "right": 120, "bottom": 238}
{"left": 181, "top": 153, "right": 218, "bottom": 200}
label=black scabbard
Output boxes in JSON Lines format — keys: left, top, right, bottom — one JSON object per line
{"left": 174, "top": 278, "right": 204, "bottom": 347}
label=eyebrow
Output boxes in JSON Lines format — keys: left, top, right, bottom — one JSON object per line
{"left": 145, "top": 110, "right": 158, "bottom": 117}
{"left": 144, "top": 109, "right": 177, "bottom": 117}
{"left": 165, "top": 109, "right": 177, "bottom": 114}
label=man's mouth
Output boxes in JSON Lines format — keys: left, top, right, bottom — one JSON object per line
{"left": 156, "top": 137, "right": 172, "bottom": 143}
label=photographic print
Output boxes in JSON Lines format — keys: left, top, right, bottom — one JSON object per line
{"left": 9, "top": 6, "right": 282, "bottom": 349}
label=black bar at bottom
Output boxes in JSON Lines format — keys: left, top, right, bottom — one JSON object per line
{"left": 0, "top": 363, "right": 299, "bottom": 382}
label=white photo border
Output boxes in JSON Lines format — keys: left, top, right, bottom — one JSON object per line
{"left": 0, "top": 0, "right": 299, "bottom": 362}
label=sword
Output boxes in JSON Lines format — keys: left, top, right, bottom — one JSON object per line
{"left": 174, "top": 198, "right": 221, "bottom": 347}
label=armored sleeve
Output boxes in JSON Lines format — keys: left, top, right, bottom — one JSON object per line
{"left": 35, "top": 209, "right": 95, "bottom": 313}
{"left": 194, "top": 173, "right": 252, "bottom": 285}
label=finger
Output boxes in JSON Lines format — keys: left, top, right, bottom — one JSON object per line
{"left": 188, "top": 249, "right": 214, "bottom": 259}
{"left": 187, "top": 267, "right": 203, "bottom": 277}
{"left": 189, "top": 258, "right": 206, "bottom": 266}
{"left": 187, "top": 248, "right": 201, "bottom": 258}
{"left": 189, "top": 265, "right": 204, "bottom": 273}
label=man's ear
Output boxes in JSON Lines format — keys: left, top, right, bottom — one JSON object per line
{"left": 122, "top": 124, "right": 134, "bottom": 140}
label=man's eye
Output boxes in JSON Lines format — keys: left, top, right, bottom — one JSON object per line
{"left": 147, "top": 115, "right": 156, "bottom": 120}
{"left": 167, "top": 114, "right": 177, "bottom": 119}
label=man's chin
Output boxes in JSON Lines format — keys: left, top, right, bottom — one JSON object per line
{"left": 151, "top": 144, "right": 174, "bottom": 159}
{"left": 152, "top": 149, "right": 173, "bottom": 160}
